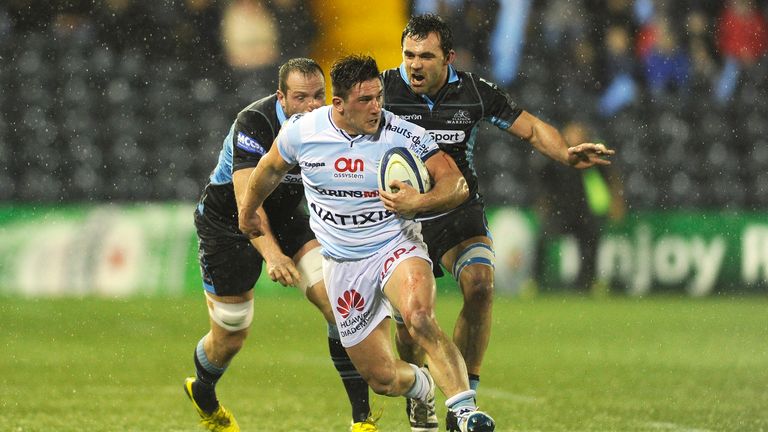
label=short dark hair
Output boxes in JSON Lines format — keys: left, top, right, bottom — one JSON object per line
{"left": 278, "top": 58, "right": 324, "bottom": 93}
{"left": 401, "top": 14, "right": 453, "bottom": 56}
{"left": 330, "top": 54, "right": 380, "bottom": 100}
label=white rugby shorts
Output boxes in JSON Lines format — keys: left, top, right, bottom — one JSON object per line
{"left": 322, "top": 232, "right": 431, "bottom": 348}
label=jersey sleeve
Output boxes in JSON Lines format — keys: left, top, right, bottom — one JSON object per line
{"left": 232, "top": 110, "right": 276, "bottom": 172}
{"left": 409, "top": 128, "right": 440, "bottom": 163}
{"left": 475, "top": 75, "right": 523, "bottom": 130}
{"left": 386, "top": 112, "right": 441, "bottom": 162}
{"left": 274, "top": 115, "right": 303, "bottom": 165}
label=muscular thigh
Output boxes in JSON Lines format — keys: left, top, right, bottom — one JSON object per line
{"left": 383, "top": 256, "right": 435, "bottom": 322}
{"left": 322, "top": 254, "right": 393, "bottom": 348}
{"left": 323, "top": 233, "right": 432, "bottom": 347}
{"left": 441, "top": 235, "right": 494, "bottom": 275}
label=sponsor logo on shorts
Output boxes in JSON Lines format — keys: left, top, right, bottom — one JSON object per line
{"left": 339, "top": 308, "right": 374, "bottom": 338}
{"left": 310, "top": 202, "right": 394, "bottom": 226}
{"left": 337, "top": 289, "right": 374, "bottom": 338}
{"left": 236, "top": 132, "right": 266, "bottom": 154}
{"left": 336, "top": 289, "right": 365, "bottom": 318}
{"left": 380, "top": 245, "right": 418, "bottom": 279}
{"left": 310, "top": 185, "right": 379, "bottom": 198}
{"left": 427, "top": 129, "right": 466, "bottom": 144}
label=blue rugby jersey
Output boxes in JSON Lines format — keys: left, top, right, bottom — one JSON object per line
{"left": 196, "top": 94, "right": 305, "bottom": 239}
{"left": 382, "top": 64, "right": 523, "bottom": 218}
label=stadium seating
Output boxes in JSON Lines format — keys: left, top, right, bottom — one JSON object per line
{"left": 2, "top": 9, "right": 766, "bottom": 211}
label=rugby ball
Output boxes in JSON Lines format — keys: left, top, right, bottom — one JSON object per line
{"left": 378, "top": 147, "right": 432, "bottom": 194}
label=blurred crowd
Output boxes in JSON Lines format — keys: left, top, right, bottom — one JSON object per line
{"left": 419, "top": 0, "right": 767, "bottom": 108}
{"left": 450, "top": 0, "right": 768, "bottom": 210}
{"left": 0, "top": 0, "right": 766, "bottom": 209}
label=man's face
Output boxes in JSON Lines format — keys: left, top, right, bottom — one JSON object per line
{"left": 278, "top": 71, "right": 326, "bottom": 117}
{"left": 402, "top": 32, "right": 452, "bottom": 97}
{"left": 338, "top": 78, "right": 383, "bottom": 135}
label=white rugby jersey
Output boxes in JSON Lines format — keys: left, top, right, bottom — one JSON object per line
{"left": 276, "top": 106, "right": 440, "bottom": 260}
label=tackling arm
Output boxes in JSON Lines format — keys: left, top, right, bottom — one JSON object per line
{"left": 507, "top": 111, "right": 614, "bottom": 169}
{"left": 238, "top": 143, "right": 294, "bottom": 239}
{"left": 233, "top": 167, "right": 300, "bottom": 287}
{"left": 233, "top": 167, "right": 279, "bottom": 252}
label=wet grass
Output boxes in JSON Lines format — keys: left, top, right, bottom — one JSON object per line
{"left": 0, "top": 293, "right": 766, "bottom": 431}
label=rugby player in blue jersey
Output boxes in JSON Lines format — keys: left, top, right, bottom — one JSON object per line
{"left": 184, "top": 58, "right": 374, "bottom": 432}
{"left": 239, "top": 54, "right": 497, "bottom": 432}
{"left": 382, "top": 14, "right": 615, "bottom": 431}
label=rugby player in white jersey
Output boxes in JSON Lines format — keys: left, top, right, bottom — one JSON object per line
{"left": 239, "top": 54, "right": 497, "bottom": 432}
{"left": 185, "top": 58, "right": 373, "bottom": 432}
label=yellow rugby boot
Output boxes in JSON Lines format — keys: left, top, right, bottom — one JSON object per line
{"left": 184, "top": 377, "right": 240, "bottom": 432}
{"left": 350, "top": 406, "right": 382, "bottom": 432}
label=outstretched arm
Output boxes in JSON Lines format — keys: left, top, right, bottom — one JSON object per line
{"left": 233, "top": 167, "right": 300, "bottom": 287}
{"left": 508, "top": 111, "right": 614, "bottom": 169}
{"left": 380, "top": 150, "right": 468, "bottom": 216}
{"left": 237, "top": 144, "right": 294, "bottom": 239}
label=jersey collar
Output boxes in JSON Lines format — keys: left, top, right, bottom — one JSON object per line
{"left": 398, "top": 63, "right": 459, "bottom": 109}
{"left": 275, "top": 99, "right": 287, "bottom": 125}
{"left": 327, "top": 108, "right": 371, "bottom": 144}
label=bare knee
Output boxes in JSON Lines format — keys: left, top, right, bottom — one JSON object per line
{"left": 399, "top": 271, "right": 439, "bottom": 335}
{"left": 460, "top": 267, "right": 494, "bottom": 306}
{"left": 360, "top": 362, "right": 398, "bottom": 396}
{"left": 404, "top": 307, "right": 439, "bottom": 342}
{"left": 212, "top": 329, "right": 249, "bottom": 357}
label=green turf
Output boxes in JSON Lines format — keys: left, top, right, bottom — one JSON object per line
{"left": 0, "top": 293, "right": 766, "bottom": 431}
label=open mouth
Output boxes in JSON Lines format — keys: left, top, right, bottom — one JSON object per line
{"left": 410, "top": 73, "right": 425, "bottom": 86}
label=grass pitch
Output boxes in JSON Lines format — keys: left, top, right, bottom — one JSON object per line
{"left": 0, "top": 292, "right": 766, "bottom": 431}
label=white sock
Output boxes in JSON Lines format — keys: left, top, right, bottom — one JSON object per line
{"left": 404, "top": 364, "right": 430, "bottom": 401}
{"left": 445, "top": 389, "right": 477, "bottom": 414}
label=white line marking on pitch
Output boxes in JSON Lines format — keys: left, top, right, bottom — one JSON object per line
{"left": 644, "top": 421, "right": 712, "bottom": 432}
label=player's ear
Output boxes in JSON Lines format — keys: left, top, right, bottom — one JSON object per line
{"left": 445, "top": 49, "right": 456, "bottom": 65}
{"left": 332, "top": 96, "right": 344, "bottom": 113}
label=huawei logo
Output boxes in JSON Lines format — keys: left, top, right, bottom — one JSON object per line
{"left": 337, "top": 289, "right": 365, "bottom": 318}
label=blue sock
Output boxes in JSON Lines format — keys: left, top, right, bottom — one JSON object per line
{"left": 192, "top": 336, "right": 227, "bottom": 414}
{"left": 194, "top": 336, "right": 227, "bottom": 385}
{"left": 469, "top": 374, "right": 480, "bottom": 392}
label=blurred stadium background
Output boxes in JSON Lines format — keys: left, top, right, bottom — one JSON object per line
{"left": 0, "top": 1, "right": 767, "bottom": 430}
{"left": 1, "top": 0, "right": 767, "bottom": 296}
